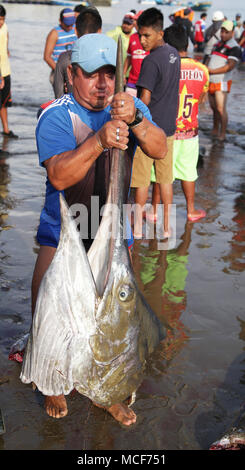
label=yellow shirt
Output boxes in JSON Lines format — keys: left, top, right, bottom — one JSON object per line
{"left": 0, "top": 23, "right": 11, "bottom": 77}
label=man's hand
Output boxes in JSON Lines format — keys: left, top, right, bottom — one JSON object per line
{"left": 110, "top": 92, "right": 136, "bottom": 125}
{"left": 96, "top": 120, "right": 129, "bottom": 151}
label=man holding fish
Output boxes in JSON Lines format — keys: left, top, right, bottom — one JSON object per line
{"left": 28, "top": 34, "right": 166, "bottom": 425}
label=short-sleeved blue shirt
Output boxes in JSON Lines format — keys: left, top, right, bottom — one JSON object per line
{"left": 36, "top": 93, "right": 153, "bottom": 248}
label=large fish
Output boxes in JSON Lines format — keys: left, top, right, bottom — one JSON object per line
{"left": 20, "top": 38, "right": 165, "bottom": 408}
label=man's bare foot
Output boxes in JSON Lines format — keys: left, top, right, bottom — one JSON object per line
{"left": 187, "top": 209, "right": 206, "bottom": 222}
{"left": 93, "top": 402, "right": 136, "bottom": 426}
{"left": 45, "top": 394, "right": 68, "bottom": 418}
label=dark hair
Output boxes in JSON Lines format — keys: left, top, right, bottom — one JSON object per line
{"left": 137, "top": 8, "right": 163, "bottom": 31}
{"left": 201, "top": 13, "right": 207, "bottom": 19}
{"left": 0, "top": 5, "right": 6, "bottom": 16}
{"left": 74, "top": 4, "right": 87, "bottom": 14}
{"left": 164, "top": 24, "right": 188, "bottom": 52}
{"left": 75, "top": 8, "right": 102, "bottom": 37}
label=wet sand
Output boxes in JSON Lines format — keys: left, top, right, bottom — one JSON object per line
{"left": 0, "top": 3, "right": 245, "bottom": 451}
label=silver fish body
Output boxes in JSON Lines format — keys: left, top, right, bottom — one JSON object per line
{"left": 20, "top": 148, "right": 165, "bottom": 407}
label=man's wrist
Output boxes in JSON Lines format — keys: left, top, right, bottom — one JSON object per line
{"left": 128, "top": 108, "right": 144, "bottom": 129}
{"left": 95, "top": 132, "right": 106, "bottom": 152}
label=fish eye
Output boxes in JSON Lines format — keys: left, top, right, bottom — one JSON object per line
{"left": 118, "top": 284, "right": 134, "bottom": 302}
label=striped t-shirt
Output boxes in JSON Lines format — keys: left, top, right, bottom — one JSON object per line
{"left": 208, "top": 37, "right": 241, "bottom": 83}
{"left": 52, "top": 25, "right": 76, "bottom": 63}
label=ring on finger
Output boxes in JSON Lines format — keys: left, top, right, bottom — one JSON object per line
{"left": 116, "top": 127, "right": 120, "bottom": 141}
{"left": 121, "top": 100, "right": 124, "bottom": 107}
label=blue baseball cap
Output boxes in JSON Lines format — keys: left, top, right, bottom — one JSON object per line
{"left": 71, "top": 34, "right": 117, "bottom": 73}
{"left": 60, "top": 8, "right": 76, "bottom": 26}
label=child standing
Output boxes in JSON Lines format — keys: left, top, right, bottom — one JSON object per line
{"left": 164, "top": 23, "right": 209, "bottom": 221}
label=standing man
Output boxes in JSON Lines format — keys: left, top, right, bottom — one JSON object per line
{"left": 106, "top": 13, "right": 135, "bottom": 71}
{"left": 164, "top": 24, "right": 209, "bottom": 222}
{"left": 43, "top": 8, "right": 77, "bottom": 91}
{"left": 234, "top": 13, "right": 242, "bottom": 43}
{"left": 207, "top": 20, "right": 241, "bottom": 142}
{"left": 203, "top": 11, "right": 224, "bottom": 65}
{"left": 173, "top": 8, "right": 196, "bottom": 46}
{"left": 53, "top": 8, "right": 102, "bottom": 98}
{"left": 123, "top": 11, "right": 149, "bottom": 97}
{"left": 130, "top": 8, "right": 180, "bottom": 238}
{"left": 194, "top": 12, "right": 207, "bottom": 52}
{"left": 0, "top": 5, "right": 18, "bottom": 138}
{"left": 30, "top": 34, "right": 167, "bottom": 424}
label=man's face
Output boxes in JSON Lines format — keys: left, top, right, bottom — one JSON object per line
{"left": 220, "top": 27, "right": 233, "bottom": 42}
{"left": 138, "top": 26, "right": 163, "bottom": 52}
{"left": 0, "top": 16, "right": 5, "bottom": 28}
{"left": 60, "top": 21, "right": 74, "bottom": 32}
{"left": 122, "top": 22, "right": 134, "bottom": 35}
{"left": 68, "top": 65, "right": 115, "bottom": 111}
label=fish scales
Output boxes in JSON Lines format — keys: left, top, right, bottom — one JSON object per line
{"left": 20, "top": 37, "right": 165, "bottom": 407}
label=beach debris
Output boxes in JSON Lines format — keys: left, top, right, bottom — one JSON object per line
{"left": 210, "top": 428, "right": 245, "bottom": 450}
{"left": 9, "top": 333, "right": 29, "bottom": 363}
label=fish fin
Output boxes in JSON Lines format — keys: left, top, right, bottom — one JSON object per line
{"left": 20, "top": 194, "right": 98, "bottom": 395}
{"left": 137, "top": 290, "right": 166, "bottom": 355}
{"left": 59, "top": 193, "right": 97, "bottom": 299}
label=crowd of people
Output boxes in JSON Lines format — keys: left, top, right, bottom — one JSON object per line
{"left": 1, "top": 4, "right": 244, "bottom": 424}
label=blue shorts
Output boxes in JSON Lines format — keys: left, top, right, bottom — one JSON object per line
{"left": 37, "top": 218, "right": 134, "bottom": 249}
{"left": 36, "top": 221, "right": 60, "bottom": 248}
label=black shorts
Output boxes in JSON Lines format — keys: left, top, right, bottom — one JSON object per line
{"left": 0, "top": 75, "right": 12, "bottom": 108}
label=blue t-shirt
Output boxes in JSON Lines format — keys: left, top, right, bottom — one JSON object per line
{"left": 36, "top": 93, "right": 153, "bottom": 247}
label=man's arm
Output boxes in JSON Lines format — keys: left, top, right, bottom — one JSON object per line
{"left": 53, "top": 52, "right": 70, "bottom": 98}
{"left": 0, "top": 62, "right": 3, "bottom": 90}
{"left": 208, "top": 58, "right": 237, "bottom": 75}
{"left": 43, "top": 116, "right": 129, "bottom": 191}
{"left": 138, "top": 87, "right": 151, "bottom": 107}
{"left": 239, "top": 36, "right": 245, "bottom": 48}
{"left": 43, "top": 29, "right": 58, "bottom": 71}
{"left": 111, "top": 91, "right": 167, "bottom": 160}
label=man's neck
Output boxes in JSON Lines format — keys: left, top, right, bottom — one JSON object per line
{"left": 179, "top": 51, "right": 188, "bottom": 58}
{"left": 151, "top": 39, "right": 164, "bottom": 51}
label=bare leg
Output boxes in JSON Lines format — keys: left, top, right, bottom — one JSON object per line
{"left": 0, "top": 107, "right": 9, "bottom": 134}
{"left": 181, "top": 180, "right": 206, "bottom": 221}
{"left": 214, "top": 90, "right": 228, "bottom": 140}
{"left": 134, "top": 186, "right": 149, "bottom": 238}
{"left": 93, "top": 402, "right": 136, "bottom": 426}
{"left": 208, "top": 92, "right": 220, "bottom": 137}
{"left": 31, "top": 245, "right": 56, "bottom": 317}
{"left": 31, "top": 245, "right": 68, "bottom": 418}
{"left": 159, "top": 182, "right": 173, "bottom": 237}
{"left": 151, "top": 182, "right": 161, "bottom": 216}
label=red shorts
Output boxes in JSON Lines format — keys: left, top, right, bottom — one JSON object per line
{"left": 209, "top": 80, "right": 232, "bottom": 94}
{"left": 0, "top": 75, "right": 12, "bottom": 108}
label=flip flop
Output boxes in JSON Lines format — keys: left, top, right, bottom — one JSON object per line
{"left": 187, "top": 210, "right": 206, "bottom": 222}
